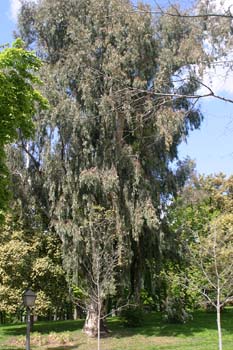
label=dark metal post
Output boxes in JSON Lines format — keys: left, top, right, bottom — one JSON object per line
{"left": 22, "top": 289, "right": 36, "bottom": 350}
{"left": 26, "top": 306, "right": 30, "bottom": 350}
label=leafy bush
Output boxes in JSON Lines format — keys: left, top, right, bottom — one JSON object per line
{"left": 163, "top": 297, "right": 192, "bottom": 324}
{"left": 120, "top": 306, "right": 144, "bottom": 327}
{"left": 160, "top": 268, "right": 195, "bottom": 324}
{"left": 140, "top": 289, "right": 157, "bottom": 311}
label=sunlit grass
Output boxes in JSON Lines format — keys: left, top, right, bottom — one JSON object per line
{"left": 0, "top": 308, "right": 233, "bottom": 350}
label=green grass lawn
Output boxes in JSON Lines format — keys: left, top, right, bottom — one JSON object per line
{"left": 0, "top": 309, "right": 233, "bottom": 350}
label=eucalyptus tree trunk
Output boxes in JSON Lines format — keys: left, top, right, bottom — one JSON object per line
{"left": 83, "top": 303, "right": 98, "bottom": 337}
{"left": 83, "top": 302, "right": 107, "bottom": 338}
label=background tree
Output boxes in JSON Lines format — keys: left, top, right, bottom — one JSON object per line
{"left": 0, "top": 205, "right": 70, "bottom": 323}
{"left": 189, "top": 213, "right": 233, "bottom": 350}
{"left": 168, "top": 174, "right": 233, "bottom": 349}
{"left": 13, "top": 0, "right": 209, "bottom": 333}
{"left": 0, "top": 39, "right": 47, "bottom": 221}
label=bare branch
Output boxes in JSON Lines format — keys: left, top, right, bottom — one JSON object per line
{"left": 131, "top": 5, "right": 233, "bottom": 19}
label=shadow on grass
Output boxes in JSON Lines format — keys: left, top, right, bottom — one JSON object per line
{"left": 2, "top": 308, "right": 233, "bottom": 341}
{"left": 46, "top": 345, "right": 82, "bottom": 350}
{"left": 2, "top": 319, "right": 85, "bottom": 337}
{"left": 0, "top": 348, "right": 24, "bottom": 350}
{"left": 0, "top": 346, "right": 81, "bottom": 350}
{"left": 107, "top": 308, "right": 233, "bottom": 339}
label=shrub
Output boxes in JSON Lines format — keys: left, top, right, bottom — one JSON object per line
{"left": 120, "top": 306, "right": 144, "bottom": 327}
{"left": 163, "top": 297, "right": 192, "bottom": 324}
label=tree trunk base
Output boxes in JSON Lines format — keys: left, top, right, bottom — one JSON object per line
{"left": 83, "top": 310, "right": 108, "bottom": 337}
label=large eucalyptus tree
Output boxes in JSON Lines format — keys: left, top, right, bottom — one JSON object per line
{"left": 13, "top": 0, "right": 207, "bottom": 335}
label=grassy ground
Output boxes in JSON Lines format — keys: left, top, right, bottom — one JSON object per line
{"left": 0, "top": 309, "right": 233, "bottom": 350}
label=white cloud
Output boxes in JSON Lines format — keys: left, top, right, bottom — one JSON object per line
{"left": 9, "top": 0, "right": 37, "bottom": 22}
{"left": 202, "top": 58, "right": 233, "bottom": 95}
{"left": 198, "top": 0, "right": 233, "bottom": 96}
{"left": 9, "top": 0, "right": 22, "bottom": 22}
{"left": 212, "top": 0, "right": 233, "bottom": 12}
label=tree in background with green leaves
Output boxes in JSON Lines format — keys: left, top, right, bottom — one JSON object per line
{"left": 0, "top": 205, "right": 71, "bottom": 324}
{"left": 168, "top": 174, "right": 233, "bottom": 349}
{"left": 0, "top": 39, "right": 47, "bottom": 221}
{"left": 190, "top": 213, "right": 233, "bottom": 350}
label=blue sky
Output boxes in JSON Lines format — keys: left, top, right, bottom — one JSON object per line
{"left": 1, "top": 0, "right": 233, "bottom": 177}
{"left": 0, "top": 1, "right": 15, "bottom": 45}
{"left": 179, "top": 97, "right": 233, "bottom": 176}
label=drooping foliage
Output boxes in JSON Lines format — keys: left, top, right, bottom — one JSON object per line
{"left": 12, "top": 0, "right": 208, "bottom": 332}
